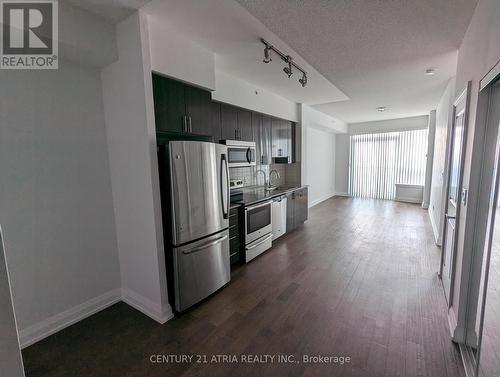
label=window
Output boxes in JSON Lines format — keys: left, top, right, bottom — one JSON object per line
{"left": 348, "top": 129, "right": 428, "bottom": 200}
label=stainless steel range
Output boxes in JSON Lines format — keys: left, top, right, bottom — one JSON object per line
{"left": 244, "top": 200, "right": 273, "bottom": 262}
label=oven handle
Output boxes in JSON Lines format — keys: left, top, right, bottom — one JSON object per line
{"left": 246, "top": 234, "right": 273, "bottom": 250}
{"left": 245, "top": 200, "right": 272, "bottom": 211}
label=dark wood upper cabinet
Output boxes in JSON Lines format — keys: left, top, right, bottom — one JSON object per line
{"left": 184, "top": 85, "right": 212, "bottom": 136}
{"left": 221, "top": 103, "right": 238, "bottom": 140}
{"left": 251, "top": 112, "right": 261, "bottom": 163}
{"left": 271, "top": 117, "right": 282, "bottom": 158}
{"left": 237, "top": 108, "right": 253, "bottom": 141}
{"left": 152, "top": 73, "right": 221, "bottom": 140}
{"left": 271, "top": 117, "right": 294, "bottom": 163}
{"left": 221, "top": 104, "right": 253, "bottom": 141}
{"left": 152, "top": 74, "right": 185, "bottom": 134}
{"left": 282, "top": 119, "right": 293, "bottom": 163}
{"left": 253, "top": 113, "right": 272, "bottom": 165}
{"left": 261, "top": 115, "right": 273, "bottom": 165}
{"left": 152, "top": 73, "right": 295, "bottom": 162}
{"left": 210, "top": 102, "right": 222, "bottom": 142}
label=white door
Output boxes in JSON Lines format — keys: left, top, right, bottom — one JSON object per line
{"left": 441, "top": 83, "right": 470, "bottom": 305}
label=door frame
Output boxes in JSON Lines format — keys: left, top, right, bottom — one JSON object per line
{"left": 440, "top": 81, "right": 472, "bottom": 307}
{"left": 458, "top": 74, "right": 500, "bottom": 376}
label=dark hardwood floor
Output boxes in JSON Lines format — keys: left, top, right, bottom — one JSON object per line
{"left": 22, "top": 197, "right": 465, "bottom": 377}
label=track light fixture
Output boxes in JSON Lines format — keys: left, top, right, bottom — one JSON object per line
{"left": 263, "top": 45, "right": 272, "bottom": 63}
{"left": 260, "top": 38, "right": 308, "bottom": 87}
{"left": 283, "top": 56, "right": 293, "bottom": 78}
{"left": 299, "top": 72, "right": 307, "bottom": 87}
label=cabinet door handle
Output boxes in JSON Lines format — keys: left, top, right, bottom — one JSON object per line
{"left": 182, "top": 116, "right": 188, "bottom": 133}
{"left": 188, "top": 116, "right": 192, "bottom": 133}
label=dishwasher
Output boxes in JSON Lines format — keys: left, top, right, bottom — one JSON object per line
{"left": 272, "top": 195, "right": 287, "bottom": 241}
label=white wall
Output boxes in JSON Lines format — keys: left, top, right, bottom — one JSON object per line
{"left": 212, "top": 71, "right": 299, "bottom": 122}
{"left": 0, "top": 62, "right": 122, "bottom": 347}
{"left": 58, "top": 1, "right": 117, "bottom": 68}
{"left": 422, "top": 110, "right": 436, "bottom": 209}
{"left": 147, "top": 13, "right": 299, "bottom": 122}
{"left": 101, "top": 12, "right": 172, "bottom": 324}
{"left": 300, "top": 103, "right": 347, "bottom": 133}
{"left": 305, "top": 128, "right": 336, "bottom": 207}
{"left": 334, "top": 115, "right": 430, "bottom": 196}
{"left": 300, "top": 105, "right": 338, "bottom": 206}
{"left": 335, "top": 134, "right": 350, "bottom": 196}
{"left": 147, "top": 15, "right": 216, "bottom": 91}
{"left": 428, "top": 78, "right": 455, "bottom": 245}
{"left": 0, "top": 227, "right": 25, "bottom": 377}
{"left": 446, "top": 0, "right": 500, "bottom": 341}
{"left": 349, "top": 115, "right": 429, "bottom": 134}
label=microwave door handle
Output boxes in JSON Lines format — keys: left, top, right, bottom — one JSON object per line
{"left": 246, "top": 147, "right": 251, "bottom": 164}
{"left": 221, "top": 154, "right": 229, "bottom": 219}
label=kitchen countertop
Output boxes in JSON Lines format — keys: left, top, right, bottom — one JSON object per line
{"left": 230, "top": 185, "right": 308, "bottom": 206}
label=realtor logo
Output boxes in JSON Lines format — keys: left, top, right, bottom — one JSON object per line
{"left": 1, "top": 0, "right": 58, "bottom": 69}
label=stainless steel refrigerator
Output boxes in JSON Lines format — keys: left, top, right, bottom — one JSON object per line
{"left": 168, "top": 140, "right": 230, "bottom": 312}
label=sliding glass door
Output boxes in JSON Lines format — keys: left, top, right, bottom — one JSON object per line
{"left": 348, "top": 129, "right": 428, "bottom": 199}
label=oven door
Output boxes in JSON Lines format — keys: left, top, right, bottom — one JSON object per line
{"left": 227, "top": 146, "right": 256, "bottom": 167}
{"left": 245, "top": 201, "right": 273, "bottom": 244}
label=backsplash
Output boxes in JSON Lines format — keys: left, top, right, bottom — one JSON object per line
{"left": 229, "top": 163, "right": 300, "bottom": 188}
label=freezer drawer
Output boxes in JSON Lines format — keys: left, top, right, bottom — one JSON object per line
{"left": 173, "top": 230, "right": 230, "bottom": 311}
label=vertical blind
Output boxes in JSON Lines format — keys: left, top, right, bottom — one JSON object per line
{"left": 348, "top": 129, "right": 428, "bottom": 200}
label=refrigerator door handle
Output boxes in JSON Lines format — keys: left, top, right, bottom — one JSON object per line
{"left": 221, "top": 154, "right": 229, "bottom": 219}
{"left": 181, "top": 234, "right": 228, "bottom": 255}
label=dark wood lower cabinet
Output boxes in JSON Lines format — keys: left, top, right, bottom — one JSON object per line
{"left": 286, "top": 188, "right": 308, "bottom": 232}
{"left": 229, "top": 206, "right": 243, "bottom": 265}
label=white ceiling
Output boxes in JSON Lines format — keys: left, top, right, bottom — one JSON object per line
{"left": 142, "top": 0, "right": 349, "bottom": 105}
{"left": 65, "top": 0, "right": 478, "bottom": 124}
{"left": 62, "top": 0, "right": 149, "bottom": 23}
{"left": 236, "top": 0, "right": 478, "bottom": 123}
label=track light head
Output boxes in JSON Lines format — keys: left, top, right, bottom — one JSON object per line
{"left": 299, "top": 73, "right": 307, "bottom": 87}
{"left": 260, "top": 38, "right": 307, "bottom": 88}
{"left": 283, "top": 56, "right": 293, "bottom": 78}
{"left": 263, "top": 45, "right": 272, "bottom": 63}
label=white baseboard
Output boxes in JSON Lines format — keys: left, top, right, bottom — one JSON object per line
{"left": 448, "top": 307, "right": 465, "bottom": 343}
{"left": 308, "top": 192, "right": 336, "bottom": 208}
{"left": 121, "top": 288, "right": 173, "bottom": 324}
{"left": 19, "top": 288, "right": 122, "bottom": 349}
{"left": 394, "top": 196, "right": 423, "bottom": 204}
{"left": 428, "top": 208, "right": 442, "bottom": 246}
{"left": 334, "top": 192, "right": 349, "bottom": 197}
{"left": 18, "top": 287, "right": 175, "bottom": 349}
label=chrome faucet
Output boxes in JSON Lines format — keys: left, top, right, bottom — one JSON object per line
{"left": 269, "top": 169, "right": 280, "bottom": 187}
{"left": 256, "top": 169, "right": 267, "bottom": 187}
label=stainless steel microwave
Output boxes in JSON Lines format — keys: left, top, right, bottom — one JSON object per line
{"left": 220, "top": 140, "right": 256, "bottom": 168}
